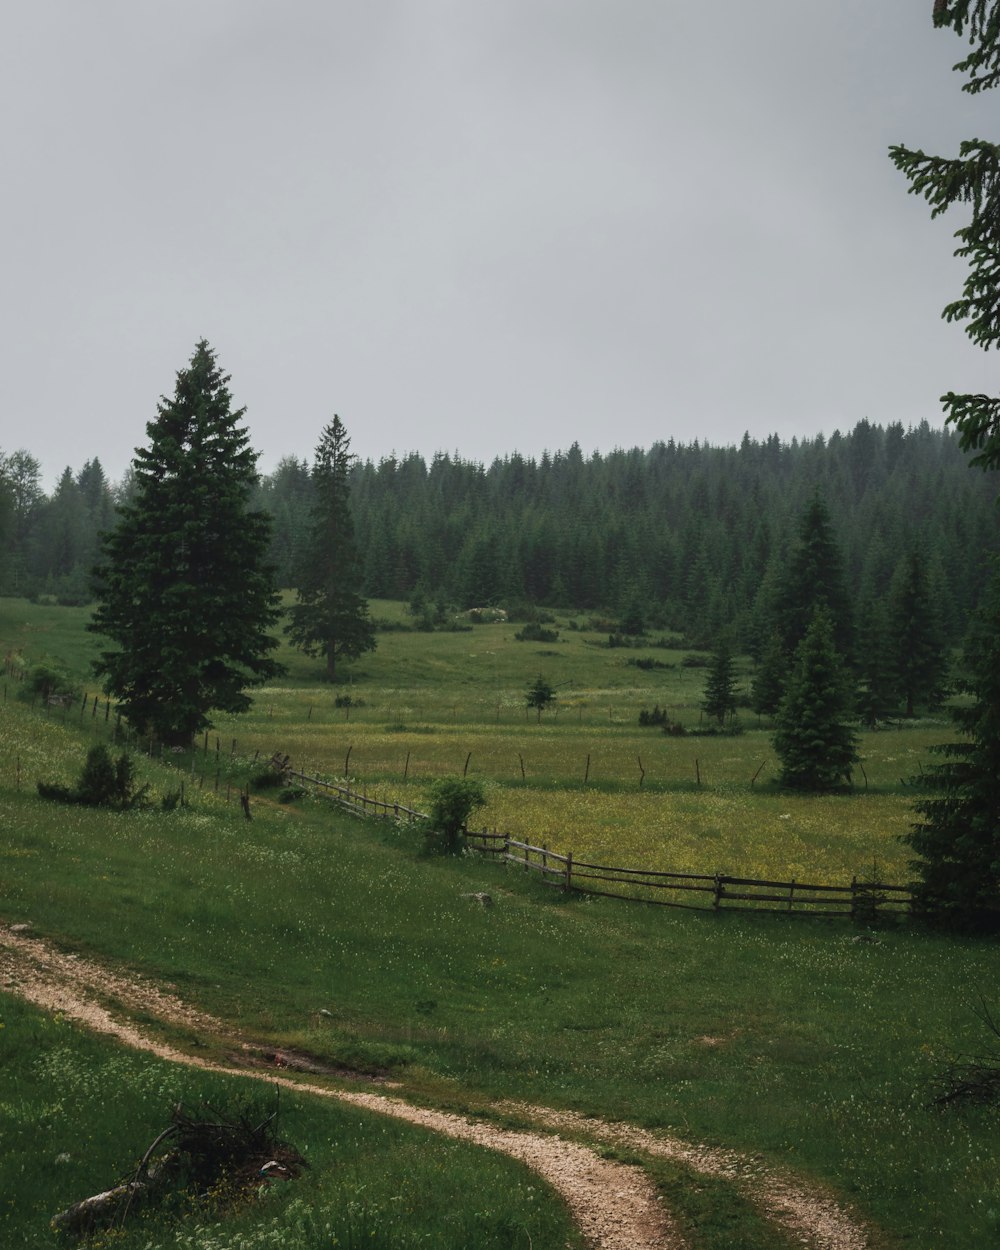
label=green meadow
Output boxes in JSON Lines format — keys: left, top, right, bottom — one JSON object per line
{"left": 1, "top": 596, "right": 998, "bottom": 1249}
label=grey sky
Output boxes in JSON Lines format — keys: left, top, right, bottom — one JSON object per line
{"left": 1, "top": 1, "right": 995, "bottom": 487}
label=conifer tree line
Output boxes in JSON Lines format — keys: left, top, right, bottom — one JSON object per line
{"left": 260, "top": 420, "right": 997, "bottom": 653}
{"left": 1, "top": 418, "right": 997, "bottom": 658}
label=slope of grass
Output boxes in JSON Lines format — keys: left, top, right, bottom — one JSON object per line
{"left": 1, "top": 596, "right": 997, "bottom": 1248}
{"left": 0, "top": 994, "right": 579, "bottom": 1250}
{"left": 1, "top": 695, "right": 999, "bottom": 1248}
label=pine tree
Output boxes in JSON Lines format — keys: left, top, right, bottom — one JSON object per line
{"left": 856, "top": 598, "right": 900, "bottom": 728}
{"left": 90, "top": 341, "right": 283, "bottom": 746}
{"left": 702, "top": 638, "right": 739, "bottom": 727}
{"left": 772, "top": 607, "right": 858, "bottom": 790}
{"left": 774, "top": 496, "right": 854, "bottom": 664}
{"left": 892, "top": 2, "right": 1000, "bottom": 926}
{"left": 887, "top": 547, "right": 949, "bottom": 716}
{"left": 1, "top": 450, "right": 43, "bottom": 594}
{"left": 286, "top": 415, "right": 376, "bottom": 681}
{"left": 906, "top": 562, "right": 1000, "bottom": 926}
{"left": 750, "top": 630, "right": 787, "bottom": 718}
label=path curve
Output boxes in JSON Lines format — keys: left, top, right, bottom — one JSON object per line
{"left": 0, "top": 924, "right": 872, "bottom": 1250}
{"left": 0, "top": 924, "right": 674, "bottom": 1250}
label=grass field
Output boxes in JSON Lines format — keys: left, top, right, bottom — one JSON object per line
{"left": 1, "top": 596, "right": 998, "bottom": 1249}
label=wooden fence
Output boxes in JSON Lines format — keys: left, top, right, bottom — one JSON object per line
{"left": 286, "top": 770, "right": 913, "bottom": 921}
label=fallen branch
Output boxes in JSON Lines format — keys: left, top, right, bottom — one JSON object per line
{"left": 51, "top": 1094, "right": 306, "bottom": 1236}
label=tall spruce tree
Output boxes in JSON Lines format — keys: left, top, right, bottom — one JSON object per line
{"left": 772, "top": 607, "right": 858, "bottom": 790}
{"left": 906, "top": 565, "right": 1000, "bottom": 925}
{"left": 887, "top": 547, "right": 949, "bottom": 716}
{"left": 856, "top": 598, "right": 900, "bottom": 728}
{"left": 774, "top": 496, "right": 854, "bottom": 665}
{"left": 286, "top": 415, "right": 376, "bottom": 681}
{"left": 892, "top": 0, "right": 1000, "bottom": 926}
{"left": 90, "top": 341, "right": 283, "bottom": 746}
{"left": 750, "top": 630, "right": 787, "bottom": 719}
{"left": 702, "top": 637, "right": 739, "bottom": 727}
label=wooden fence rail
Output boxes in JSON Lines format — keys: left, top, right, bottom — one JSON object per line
{"left": 287, "top": 769, "right": 913, "bottom": 920}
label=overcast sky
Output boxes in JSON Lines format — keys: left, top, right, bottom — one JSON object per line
{"left": 1, "top": 1, "right": 995, "bottom": 487}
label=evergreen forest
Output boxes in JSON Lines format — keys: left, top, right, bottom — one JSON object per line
{"left": 4, "top": 419, "right": 994, "bottom": 653}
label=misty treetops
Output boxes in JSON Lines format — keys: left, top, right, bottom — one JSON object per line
{"left": 2, "top": 417, "right": 996, "bottom": 660}
{"left": 258, "top": 420, "right": 996, "bottom": 652}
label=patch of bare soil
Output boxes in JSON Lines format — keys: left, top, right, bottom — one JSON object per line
{"left": 0, "top": 922, "right": 873, "bottom": 1249}
{"left": 232, "top": 1045, "right": 393, "bottom": 1083}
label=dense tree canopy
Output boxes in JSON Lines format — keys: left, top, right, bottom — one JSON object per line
{"left": 3, "top": 421, "right": 997, "bottom": 657}
{"left": 90, "top": 341, "right": 283, "bottom": 746}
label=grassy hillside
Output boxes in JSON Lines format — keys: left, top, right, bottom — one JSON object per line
{"left": 1, "top": 597, "right": 998, "bottom": 1248}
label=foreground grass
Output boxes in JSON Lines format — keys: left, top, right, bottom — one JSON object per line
{"left": 2, "top": 699, "right": 999, "bottom": 1249}
{"left": 0, "top": 995, "right": 579, "bottom": 1250}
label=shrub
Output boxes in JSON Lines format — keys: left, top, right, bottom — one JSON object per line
{"left": 504, "top": 603, "right": 555, "bottom": 624}
{"left": 18, "top": 662, "right": 79, "bottom": 705}
{"left": 37, "top": 744, "right": 149, "bottom": 809}
{"left": 251, "top": 763, "right": 286, "bottom": 791}
{"left": 420, "top": 778, "right": 486, "bottom": 855}
{"left": 514, "top": 622, "right": 559, "bottom": 643}
{"left": 464, "top": 607, "right": 508, "bottom": 624}
{"left": 638, "top": 704, "right": 670, "bottom": 727}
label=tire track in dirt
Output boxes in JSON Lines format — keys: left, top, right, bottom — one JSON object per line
{"left": 0, "top": 923, "right": 873, "bottom": 1250}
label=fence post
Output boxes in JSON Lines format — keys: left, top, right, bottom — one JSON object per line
{"left": 787, "top": 880, "right": 795, "bottom": 912}
{"left": 713, "top": 874, "right": 723, "bottom": 909}
{"left": 565, "top": 851, "right": 573, "bottom": 893}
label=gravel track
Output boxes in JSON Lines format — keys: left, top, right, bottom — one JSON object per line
{"left": 0, "top": 923, "right": 872, "bottom": 1249}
